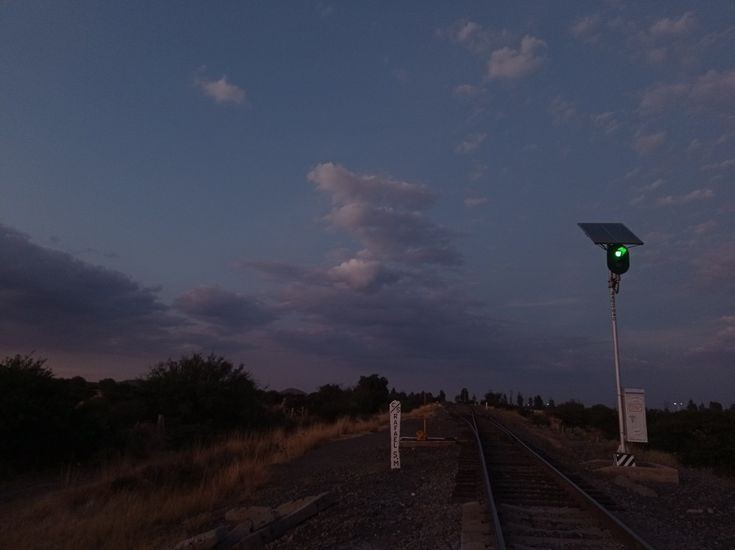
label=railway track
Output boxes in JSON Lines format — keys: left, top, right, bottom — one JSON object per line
{"left": 456, "top": 408, "right": 654, "bottom": 550}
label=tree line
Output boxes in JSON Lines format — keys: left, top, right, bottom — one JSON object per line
{"left": 4, "top": 352, "right": 732, "bottom": 477}
{"left": 453, "top": 387, "right": 555, "bottom": 409}
{"left": 542, "top": 400, "right": 735, "bottom": 475}
{"left": 463, "top": 387, "right": 735, "bottom": 475}
{"left": 0, "top": 353, "right": 440, "bottom": 477}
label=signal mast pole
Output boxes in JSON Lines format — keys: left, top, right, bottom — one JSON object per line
{"left": 579, "top": 223, "right": 643, "bottom": 464}
{"left": 608, "top": 272, "right": 627, "bottom": 453}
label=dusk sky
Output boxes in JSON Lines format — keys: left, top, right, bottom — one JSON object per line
{"left": 2, "top": 1, "right": 734, "bottom": 406}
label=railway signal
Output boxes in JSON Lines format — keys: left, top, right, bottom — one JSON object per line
{"left": 578, "top": 223, "right": 644, "bottom": 466}
{"left": 607, "top": 244, "right": 630, "bottom": 274}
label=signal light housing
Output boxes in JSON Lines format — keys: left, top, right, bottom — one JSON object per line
{"left": 607, "top": 244, "right": 630, "bottom": 274}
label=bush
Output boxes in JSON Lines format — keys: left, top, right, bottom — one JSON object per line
{"left": 142, "top": 354, "right": 267, "bottom": 446}
{"left": 586, "top": 404, "right": 618, "bottom": 439}
{"left": 0, "top": 355, "right": 91, "bottom": 473}
{"left": 647, "top": 409, "right": 735, "bottom": 474}
{"left": 353, "top": 374, "right": 389, "bottom": 416}
{"left": 552, "top": 400, "right": 586, "bottom": 428}
{"left": 531, "top": 413, "right": 550, "bottom": 426}
{"left": 307, "top": 384, "right": 354, "bottom": 421}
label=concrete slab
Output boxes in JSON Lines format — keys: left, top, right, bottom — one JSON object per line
{"left": 220, "top": 492, "right": 336, "bottom": 549}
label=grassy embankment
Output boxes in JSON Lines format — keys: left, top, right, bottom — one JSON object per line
{"left": 0, "top": 404, "right": 439, "bottom": 549}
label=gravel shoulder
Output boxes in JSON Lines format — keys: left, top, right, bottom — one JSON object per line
{"left": 484, "top": 407, "right": 735, "bottom": 550}
{"left": 229, "top": 407, "right": 465, "bottom": 549}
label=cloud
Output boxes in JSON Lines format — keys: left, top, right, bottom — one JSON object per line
{"left": 640, "top": 69, "right": 735, "bottom": 117}
{"left": 393, "top": 68, "right": 411, "bottom": 85}
{"left": 174, "top": 286, "right": 275, "bottom": 332}
{"left": 697, "top": 242, "right": 735, "bottom": 286}
{"left": 506, "top": 297, "right": 579, "bottom": 308}
{"left": 656, "top": 188, "right": 714, "bottom": 206}
{"left": 234, "top": 162, "right": 536, "bottom": 369}
{"left": 456, "top": 21, "right": 482, "bottom": 44}
{"left": 488, "top": 35, "right": 547, "bottom": 80}
{"left": 695, "top": 316, "right": 735, "bottom": 356}
{"left": 629, "top": 195, "right": 645, "bottom": 206}
{"left": 316, "top": 2, "right": 333, "bottom": 17}
{"left": 326, "top": 202, "right": 462, "bottom": 265}
{"left": 452, "top": 84, "right": 483, "bottom": 98}
{"left": 639, "top": 82, "right": 689, "bottom": 111}
{"left": 690, "top": 69, "right": 735, "bottom": 112}
{"left": 647, "top": 47, "right": 668, "bottom": 64}
{"left": 692, "top": 220, "right": 717, "bottom": 235}
{"left": 307, "top": 162, "right": 434, "bottom": 210}
{"left": 268, "top": 279, "right": 504, "bottom": 363}
{"left": 630, "top": 177, "right": 665, "bottom": 206}
{"left": 650, "top": 12, "right": 696, "bottom": 37}
{"left": 464, "top": 196, "right": 488, "bottom": 208}
{"left": 693, "top": 248, "right": 735, "bottom": 365}
{"left": 641, "top": 178, "right": 665, "bottom": 192}
{"left": 549, "top": 97, "right": 577, "bottom": 126}
{"left": 240, "top": 261, "right": 322, "bottom": 285}
{"left": 455, "top": 132, "right": 487, "bottom": 154}
{"left": 633, "top": 131, "right": 666, "bottom": 154}
{"left": 327, "top": 258, "right": 399, "bottom": 292}
{"left": 570, "top": 15, "right": 602, "bottom": 41}
{"left": 573, "top": 12, "right": 710, "bottom": 70}
{"left": 469, "top": 163, "right": 488, "bottom": 182}
{"left": 439, "top": 20, "right": 513, "bottom": 57}
{"left": 0, "top": 223, "right": 179, "bottom": 353}
{"left": 196, "top": 74, "right": 247, "bottom": 104}
{"left": 308, "top": 163, "right": 461, "bottom": 266}
{"left": 0, "top": 223, "right": 283, "bottom": 360}
{"left": 592, "top": 111, "right": 620, "bottom": 134}
{"left": 702, "top": 157, "right": 735, "bottom": 171}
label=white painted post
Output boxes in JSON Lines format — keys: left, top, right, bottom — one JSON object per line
{"left": 389, "top": 400, "right": 401, "bottom": 470}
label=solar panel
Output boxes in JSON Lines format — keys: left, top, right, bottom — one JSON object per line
{"left": 578, "top": 223, "right": 644, "bottom": 245}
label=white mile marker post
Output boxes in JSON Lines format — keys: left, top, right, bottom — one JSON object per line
{"left": 389, "top": 400, "right": 401, "bottom": 470}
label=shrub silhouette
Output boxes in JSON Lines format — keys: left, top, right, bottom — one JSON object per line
{"left": 353, "top": 374, "right": 389, "bottom": 415}
{"left": 307, "top": 384, "right": 354, "bottom": 421}
{"left": 142, "top": 354, "right": 266, "bottom": 446}
{"left": 0, "top": 355, "right": 78, "bottom": 473}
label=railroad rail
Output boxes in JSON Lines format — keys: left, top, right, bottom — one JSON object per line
{"left": 457, "top": 407, "right": 654, "bottom": 550}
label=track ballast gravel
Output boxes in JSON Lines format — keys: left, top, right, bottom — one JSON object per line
{"left": 251, "top": 409, "right": 463, "bottom": 549}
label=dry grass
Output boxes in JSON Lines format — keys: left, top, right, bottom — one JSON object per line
{"left": 633, "top": 447, "right": 680, "bottom": 468}
{"left": 0, "top": 415, "right": 388, "bottom": 550}
{"left": 403, "top": 402, "right": 442, "bottom": 420}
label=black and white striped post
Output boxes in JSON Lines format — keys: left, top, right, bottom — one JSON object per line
{"left": 615, "top": 452, "right": 637, "bottom": 467}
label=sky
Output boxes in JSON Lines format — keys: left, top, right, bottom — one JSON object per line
{"left": 1, "top": 1, "right": 734, "bottom": 406}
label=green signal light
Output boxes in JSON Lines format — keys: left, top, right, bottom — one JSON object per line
{"left": 607, "top": 244, "right": 631, "bottom": 274}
